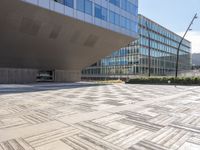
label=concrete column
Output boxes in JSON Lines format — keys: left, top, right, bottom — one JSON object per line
{"left": 55, "top": 70, "right": 81, "bottom": 82}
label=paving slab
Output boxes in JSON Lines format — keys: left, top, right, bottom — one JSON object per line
{"left": 0, "top": 83, "right": 200, "bottom": 150}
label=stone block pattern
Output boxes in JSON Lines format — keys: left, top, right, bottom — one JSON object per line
{"left": 0, "top": 83, "right": 200, "bottom": 150}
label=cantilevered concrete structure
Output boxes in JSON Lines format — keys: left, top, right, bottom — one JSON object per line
{"left": 0, "top": 0, "right": 138, "bottom": 83}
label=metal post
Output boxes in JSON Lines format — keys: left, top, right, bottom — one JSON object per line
{"left": 175, "top": 13, "right": 198, "bottom": 78}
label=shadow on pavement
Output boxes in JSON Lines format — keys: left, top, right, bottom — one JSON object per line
{"left": 0, "top": 82, "right": 108, "bottom": 95}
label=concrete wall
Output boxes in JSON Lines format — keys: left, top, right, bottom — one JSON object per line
{"left": 55, "top": 70, "right": 81, "bottom": 82}
{"left": 0, "top": 68, "right": 38, "bottom": 84}
{"left": 0, "top": 68, "right": 81, "bottom": 84}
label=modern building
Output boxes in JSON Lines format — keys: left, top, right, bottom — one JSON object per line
{"left": 192, "top": 53, "right": 200, "bottom": 69}
{"left": 82, "top": 14, "right": 191, "bottom": 80}
{"left": 0, "top": 0, "right": 138, "bottom": 83}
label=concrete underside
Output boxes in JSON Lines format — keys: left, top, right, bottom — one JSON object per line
{"left": 0, "top": 0, "right": 134, "bottom": 83}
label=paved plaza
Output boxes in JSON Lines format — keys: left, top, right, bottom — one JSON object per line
{"left": 0, "top": 83, "right": 200, "bottom": 150}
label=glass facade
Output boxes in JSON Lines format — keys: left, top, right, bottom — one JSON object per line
{"left": 77, "top": 0, "right": 93, "bottom": 15}
{"left": 82, "top": 15, "right": 191, "bottom": 79}
{"left": 24, "top": 0, "right": 138, "bottom": 38}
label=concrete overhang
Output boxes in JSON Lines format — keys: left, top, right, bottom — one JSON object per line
{"left": 0, "top": 0, "right": 135, "bottom": 71}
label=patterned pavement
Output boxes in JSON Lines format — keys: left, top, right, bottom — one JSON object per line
{"left": 0, "top": 83, "right": 200, "bottom": 150}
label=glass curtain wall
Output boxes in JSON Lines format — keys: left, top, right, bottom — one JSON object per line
{"left": 82, "top": 14, "right": 191, "bottom": 79}
{"left": 24, "top": 0, "right": 138, "bottom": 37}
{"left": 50, "top": 0, "right": 138, "bottom": 37}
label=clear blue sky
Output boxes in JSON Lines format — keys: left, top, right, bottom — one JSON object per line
{"left": 139, "top": 0, "right": 200, "bottom": 52}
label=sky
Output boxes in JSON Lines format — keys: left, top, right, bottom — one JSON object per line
{"left": 139, "top": 0, "right": 200, "bottom": 53}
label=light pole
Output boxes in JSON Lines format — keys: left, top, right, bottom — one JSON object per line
{"left": 126, "top": 43, "right": 131, "bottom": 82}
{"left": 175, "top": 13, "right": 198, "bottom": 78}
{"left": 146, "top": 21, "right": 151, "bottom": 77}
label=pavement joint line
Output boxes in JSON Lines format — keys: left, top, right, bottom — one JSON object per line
{"left": 0, "top": 83, "right": 200, "bottom": 150}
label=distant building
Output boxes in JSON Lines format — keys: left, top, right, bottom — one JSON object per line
{"left": 82, "top": 14, "right": 191, "bottom": 80}
{"left": 192, "top": 53, "right": 200, "bottom": 69}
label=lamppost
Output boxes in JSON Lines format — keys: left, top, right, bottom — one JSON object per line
{"left": 126, "top": 43, "right": 131, "bottom": 82}
{"left": 146, "top": 21, "right": 151, "bottom": 77}
{"left": 175, "top": 13, "right": 198, "bottom": 78}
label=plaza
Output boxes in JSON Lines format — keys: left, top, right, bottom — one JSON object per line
{"left": 0, "top": 83, "right": 200, "bottom": 150}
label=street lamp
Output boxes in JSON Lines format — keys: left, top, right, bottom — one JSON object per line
{"left": 175, "top": 13, "right": 198, "bottom": 78}
{"left": 145, "top": 21, "right": 151, "bottom": 77}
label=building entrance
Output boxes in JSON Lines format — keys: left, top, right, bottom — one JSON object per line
{"left": 36, "top": 70, "right": 55, "bottom": 82}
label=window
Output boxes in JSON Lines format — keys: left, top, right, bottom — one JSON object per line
{"left": 77, "top": 0, "right": 84, "bottom": 12}
{"left": 131, "top": 21, "right": 137, "bottom": 32}
{"left": 95, "top": 4, "right": 107, "bottom": 21}
{"left": 120, "top": 16, "right": 126, "bottom": 28}
{"left": 121, "top": 0, "right": 128, "bottom": 11}
{"left": 109, "top": 11, "right": 120, "bottom": 26}
{"left": 109, "top": 11, "right": 115, "bottom": 24}
{"left": 127, "top": 19, "right": 131, "bottom": 30}
{"left": 121, "top": 0, "right": 137, "bottom": 15}
{"left": 65, "top": 0, "right": 73, "bottom": 8}
{"left": 55, "top": 0, "right": 63, "bottom": 4}
{"left": 129, "top": 3, "right": 137, "bottom": 16}
{"left": 77, "top": 0, "right": 92, "bottom": 15}
{"left": 85, "top": 0, "right": 92, "bottom": 15}
{"left": 54, "top": 0, "right": 74, "bottom": 8}
{"left": 115, "top": 13, "right": 120, "bottom": 25}
{"left": 120, "top": 16, "right": 132, "bottom": 30}
{"left": 109, "top": 0, "right": 120, "bottom": 7}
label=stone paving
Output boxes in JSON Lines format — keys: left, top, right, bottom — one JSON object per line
{"left": 0, "top": 83, "right": 200, "bottom": 150}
